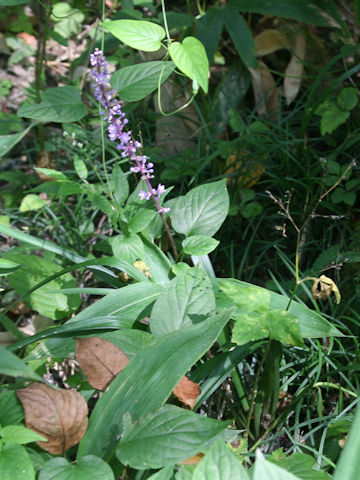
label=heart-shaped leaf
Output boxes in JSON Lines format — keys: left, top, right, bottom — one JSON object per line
{"left": 38, "top": 455, "right": 114, "bottom": 480}
{"left": 102, "top": 20, "right": 165, "bottom": 52}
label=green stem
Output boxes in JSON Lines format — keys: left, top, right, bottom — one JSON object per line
{"left": 161, "top": 0, "right": 171, "bottom": 44}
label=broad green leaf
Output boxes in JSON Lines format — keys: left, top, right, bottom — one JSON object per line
{"left": 111, "top": 61, "right": 176, "bottom": 101}
{"left": 74, "top": 156, "right": 88, "bottom": 180}
{"left": 321, "top": 105, "right": 349, "bottom": 135}
{"left": 77, "top": 309, "right": 233, "bottom": 460}
{"left": 38, "top": 455, "right": 114, "bottom": 480}
{"left": 4, "top": 253, "right": 81, "bottom": 320}
{"left": 19, "top": 194, "right": 47, "bottom": 212}
{"left": 0, "top": 444, "right": 35, "bottom": 480}
{"left": 232, "top": 308, "right": 303, "bottom": 347}
{"left": 148, "top": 466, "right": 175, "bottom": 480}
{"left": 51, "top": 2, "right": 85, "bottom": 39}
{"left": 169, "top": 37, "right": 209, "bottom": 93}
{"left": 116, "top": 405, "right": 230, "bottom": 469}
{"left": 0, "top": 425, "right": 46, "bottom": 444}
{"left": 111, "top": 233, "right": 145, "bottom": 265}
{"left": 0, "top": 344, "right": 41, "bottom": 381}
{"left": 182, "top": 235, "right": 219, "bottom": 255}
{"left": 269, "top": 452, "right": 331, "bottom": 479}
{"left": 150, "top": 268, "right": 215, "bottom": 335}
{"left": 217, "top": 278, "right": 343, "bottom": 339}
{"left": 18, "top": 86, "right": 86, "bottom": 123}
{"left": 102, "top": 20, "right": 165, "bottom": 52}
{"left": 110, "top": 165, "right": 129, "bottom": 205}
{"left": 99, "top": 329, "right": 153, "bottom": 359}
{"left": 337, "top": 87, "right": 358, "bottom": 110}
{"left": 138, "top": 234, "right": 172, "bottom": 285}
{"left": 0, "top": 391, "right": 24, "bottom": 426}
{"left": 172, "top": 180, "right": 229, "bottom": 237}
{"left": 228, "top": 0, "right": 330, "bottom": 26}
{"left": 0, "top": 258, "right": 21, "bottom": 275}
{"left": 0, "top": 122, "right": 36, "bottom": 158}
{"left": 196, "top": 7, "right": 224, "bottom": 63}
{"left": 222, "top": 7, "right": 257, "bottom": 68}
{"left": 0, "top": 0, "right": 30, "bottom": 5}
{"left": 193, "top": 438, "right": 249, "bottom": 480}
{"left": 254, "top": 450, "right": 302, "bottom": 479}
{"left": 87, "top": 192, "right": 114, "bottom": 217}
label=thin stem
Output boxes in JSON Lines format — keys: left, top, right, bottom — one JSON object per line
{"left": 161, "top": 0, "right": 171, "bottom": 44}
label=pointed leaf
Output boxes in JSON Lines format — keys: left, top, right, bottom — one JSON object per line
{"left": 196, "top": 7, "right": 224, "bottom": 63}
{"left": 169, "top": 37, "right": 209, "bottom": 93}
{"left": 102, "top": 20, "right": 165, "bottom": 52}
{"left": 0, "top": 425, "right": 47, "bottom": 444}
{"left": 38, "top": 455, "right": 114, "bottom": 480}
{"left": 17, "top": 383, "right": 88, "bottom": 454}
{"left": 0, "top": 344, "right": 41, "bottom": 381}
{"left": 284, "top": 33, "right": 306, "bottom": 105}
{"left": 18, "top": 87, "right": 86, "bottom": 123}
{"left": 182, "top": 235, "right": 219, "bottom": 255}
{"left": 77, "top": 309, "right": 233, "bottom": 460}
{"left": 111, "top": 61, "right": 176, "bottom": 101}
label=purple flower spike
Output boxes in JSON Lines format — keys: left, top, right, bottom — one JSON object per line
{"left": 90, "top": 48, "right": 169, "bottom": 213}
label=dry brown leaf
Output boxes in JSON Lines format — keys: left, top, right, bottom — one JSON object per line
{"left": 225, "top": 152, "right": 265, "bottom": 188}
{"left": 76, "top": 337, "right": 129, "bottom": 391}
{"left": 17, "top": 383, "right": 88, "bottom": 454}
{"left": 173, "top": 375, "right": 201, "bottom": 410}
{"left": 36, "top": 151, "right": 56, "bottom": 182}
{"left": 249, "top": 59, "right": 279, "bottom": 117}
{"left": 180, "top": 453, "right": 205, "bottom": 465}
{"left": 284, "top": 32, "right": 306, "bottom": 105}
{"left": 254, "top": 29, "right": 290, "bottom": 56}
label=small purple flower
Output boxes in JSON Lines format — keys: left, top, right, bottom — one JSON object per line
{"left": 90, "top": 48, "right": 169, "bottom": 212}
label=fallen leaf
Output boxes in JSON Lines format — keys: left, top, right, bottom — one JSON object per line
{"left": 17, "top": 382, "right": 88, "bottom": 454}
{"left": 36, "top": 151, "right": 56, "bottom": 182}
{"left": 225, "top": 152, "right": 265, "bottom": 188}
{"left": 255, "top": 29, "right": 290, "bottom": 56}
{"left": 76, "top": 337, "right": 130, "bottom": 391}
{"left": 173, "top": 375, "right": 201, "bottom": 410}
{"left": 249, "top": 59, "right": 279, "bottom": 117}
{"left": 180, "top": 453, "right": 204, "bottom": 465}
{"left": 284, "top": 32, "right": 306, "bottom": 105}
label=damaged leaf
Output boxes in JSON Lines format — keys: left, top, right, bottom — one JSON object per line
{"left": 173, "top": 376, "right": 201, "bottom": 410}
{"left": 17, "top": 383, "right": 88, "bottom": 454}
{"left": 76, "top": 337, "right": 130, "bottom": 391}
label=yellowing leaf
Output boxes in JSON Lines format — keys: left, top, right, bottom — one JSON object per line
{"left": 249, "top": 59, "right": 279, "bottom": 117}
{"left": 284, "top": 32, "right": 306, "bottom": 105}
{"left": 17, "top": 383, "right": 88, "bottom": 454}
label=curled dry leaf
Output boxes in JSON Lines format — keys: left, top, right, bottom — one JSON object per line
{"left": 249, "top": 59, "right": 279, "bottom": 117}
{"left": 16, "top": 382, "right": 88, "bottom": 454}
{"left": 254, "top": 29, "right": 290, "bottom": 56}
{"left": 76, "top": 337, "right": 130, "bottom": 391}
{"left": 180, "top": 453, "right": 205, "bottom": 465}
{"left": 173, "top": 375, "right": 201, "bottom": 410}
{"left": 284, "top": 32, "right": 306, "bottom": 106}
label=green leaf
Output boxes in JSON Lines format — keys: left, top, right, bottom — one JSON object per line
{"left": 269, "top": 452, "right": 331, "bottom": 479}
{"left": 38, "top": 455, "right": 114, "bottom": 480}
{"left": 86, "top": 192, "right": 114, "bottom": 217}
{"left": 74, "top": 156, "right": 88, "bottom": 180}
{"left": 19, "top": 194, "right": 47, "bottom": 212}
{"left": 110, "top": 165, "right": 129, "bottom": 205}
{"left": 222, "top": 7, "right": 257, "bottom": 68}
{"left": 182, "top": 235, "right": 219, "bottom": 255}
{"left": 150, "top": 268, "right": 216, "bottom": 335}
{"left": 0, "top": 444, "right": 35, "bottom": 480}
{"left": 0, "top": 0, "right": 30, "bottom": 5}
{"left": 319, "top": 104, "right": 349, "bottom": 135}
{"left": 0, "top": 391, "right": 24, "bottom": 426}
{"left": 116, "top": 405, "right": 230, "bottom": 469}
{"left": 232, "top": 308, "right": 303, "bottom": 347}
{"left": 18, "top": 86, "right": 86, "bottom": 123}
{"left": 331, "top": 189, "right": 356, "bottom": 206}
{"left": 102, "top": 20, "right": 165, "bottom": 52}
{"left": 51, "top": 2, "right": 85, "bottom": 38}
{"left": 217, "top": 278, "right": 343, "bottom": 340}
{"left": 0, "top": 122, "right": 37, "bottom": 158}
{"left": 228, "top": 0, "right": 330, "bottom": 26}
{"left": 241, "top": 202, "right": 262, "bottom": 218}
{"left": 99, "top": 329, "right": 153, "bottom": 359}
{"left": 0, "top": 345, "right": 41, "bottom": 381}
{"left": 254, "top": 450, "right": 302, "bottom": 479}
{"left": 4, "top": 253, "right": 81, "bottom": 320}
{"left": 148, "top": 467, "right": 175, "bottom": 480}
{"left": 333, "top": 401, "right": 360, "bottom": 480}
{"left": 77, "top": 309, "right": 233, "bottom": 460}
{"left": 111, "top": 61, "right": 176, "bottom": 101}
{"left": 0, "top": 258, "right": 21, "bottom": 276}
{"left": 193, "top": 438, "right": 249, "bottom": 480}
{"left": 169, "top": 36, "right": 209, "bottom": 93}
{"left": 196, "top": 7, "right": 224, "bottom": 63}
{"left": 337, "top": 87, "right": 358, "bottom": 110}
{"left": 172, "top": 180, "right": 229, "bottom": 237}
{"left": 111, "top": 233, "right": 145, "bottom": 265}
{"left": 34, "top": 168, "right": 67, "bottom": 181}
{"left": 0, "top": 425, "right": 47, "bottom": 445}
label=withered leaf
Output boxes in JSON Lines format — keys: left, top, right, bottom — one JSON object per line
{"left": 249, "top": 59, "right": 279, "bottom": 117}
{"left": 16, "top": 382, "right": 88, "bottom": 454}
{"left": 173, "top": 375, "right": 201, "bottom": 410}
{"left": 76, "top": 337, "right": 130, "bottom": 391}
{"left": 180, "top": 453, "right": 205, "bottom": 465}
{"left": 255, "top": 29, "right": 290, "bottom": 56}
{"left": 284, "top": 32, "right": 306, "bottom": 105}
